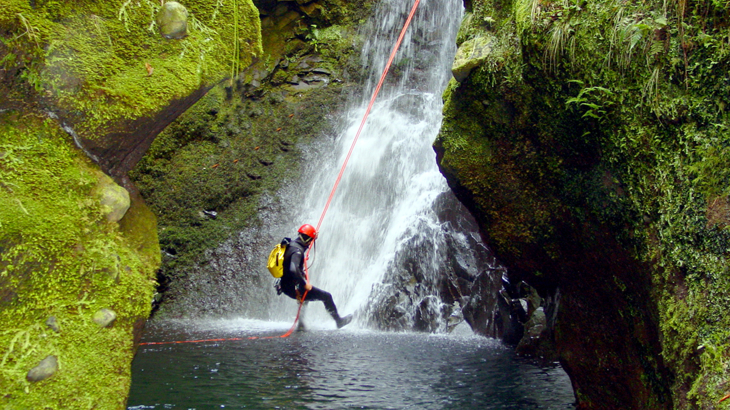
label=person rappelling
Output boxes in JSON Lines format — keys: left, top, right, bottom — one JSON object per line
{"left": 269, "top": 224, "right": 352, "bottom": 329}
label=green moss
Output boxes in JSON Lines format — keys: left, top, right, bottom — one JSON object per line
{"left": 1, "top": 0, "right": 262, "bottom": 139}
{"left": 0, "top": 110, "right": 159, "bottom": 408}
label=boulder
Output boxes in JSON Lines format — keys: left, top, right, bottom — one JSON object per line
{"left": 451, "top": 35, "right": 494, "bottom": 82}
{"left": 157, "top": 2, "right": 189, "bottom": 40}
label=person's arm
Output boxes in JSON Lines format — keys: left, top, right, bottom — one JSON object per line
{"left": 288, "top": 250, "right": 309, "bottom": 292}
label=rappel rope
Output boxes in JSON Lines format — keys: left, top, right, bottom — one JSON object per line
{"left": 139, "top": 0, "right": 421, "bottom": 346}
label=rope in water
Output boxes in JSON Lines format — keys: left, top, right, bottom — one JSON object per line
{"left": 139, "top": 0, "right": 422, "bottom": 347}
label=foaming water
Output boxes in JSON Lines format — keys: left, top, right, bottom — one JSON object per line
{"left": 129, "top": 320, "right": 575, "bottom": 409}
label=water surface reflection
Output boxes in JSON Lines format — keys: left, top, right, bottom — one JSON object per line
{"left": 128, "top": 320, "right": 574, "bottom": 409}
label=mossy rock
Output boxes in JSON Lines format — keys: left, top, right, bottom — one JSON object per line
{"left": 0, "top": 0, "right": 263, "bottom": 178}
{"left": 26, "top": 355, "right": 59, "bottom": 383}
{"left": 94, "top": 171, "right": 131, "bottom": 223}
{"left": 0, "top": 110, "right": 160, "bottom": 408}
{"left": 157, "top": 2, "right": 189, "bottom": 39}
{"left": 452, "top": 35, "right": 494, "bottom": 82}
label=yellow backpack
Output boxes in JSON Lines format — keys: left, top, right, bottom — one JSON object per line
{"left": 267, "top": 238, "right": 291, "bottom": 278}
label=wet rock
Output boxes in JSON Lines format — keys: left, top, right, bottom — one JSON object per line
{"left": 523, "top": 307, "right": 547, "bottom": 338}
{"left": 269, "top": 92, "right": 285, "bottom": 104}
{"left": 26, "top": 355, "right": 58, "bottom": 382}
{"left": 95, "top": 172, "right": 131, "bottom": 223}
{"left": 249, "top": 106, "right": 264, "bottom": 117}
{"left": 300, "top": 2, "right": 322, "bottom": 17}
{"left": 45, "top": 316, "right": 60, "bottom": 333}
{"left": 157, "top": 2, "right": 189, "bottom": 40}
{"left": 310, "top": 67, "right": 332, "bottom": 76}
{"left": 276, "top": 10, "right": 301, "bottom": 30}
{"left": 452, "top": 35, "right": 494, "bottom": 82}
{"left": 273, "top": 3, "right": 290, "bottom": 17}
{"left": 301, "top": 74, "right": 329, "bottom": 84}
{"left": 414, "top": 296, "right": 443, "bottom": 332}
{"left": 289, "top": 82, "right": 317, "bottom": 92}
{"left": 92, "top": 308, "right": 117, "bottom": 328}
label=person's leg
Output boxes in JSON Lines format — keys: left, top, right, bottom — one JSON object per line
{"left": 304, "top": 286, "right": 352, "bottom": 328}
{"left": 304, "top": 286, "right": 339, "bottom": 318}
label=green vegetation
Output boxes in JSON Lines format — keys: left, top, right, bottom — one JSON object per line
{"left": 0, "top": 111, "right": 159, "bottom": 408}
{"left": 0, "top": 0, "right": 261, "bottom": 139}
{"left": 437, "top": 0, "right": 730, "bottom": 408}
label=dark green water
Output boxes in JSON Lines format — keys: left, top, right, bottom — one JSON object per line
{"left": 127, "top": 319, "right": 574, "bottom": 409}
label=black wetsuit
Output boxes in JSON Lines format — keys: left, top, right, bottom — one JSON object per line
{"left": 280, "top": 237, "right": 342, "bottom": 321}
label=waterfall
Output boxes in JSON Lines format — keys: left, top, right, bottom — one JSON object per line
{"left": 158, "top": 0, "right": 504, "bottom": 333}
{"left": 276, "top": 0, "right": 502, "bottom": 332}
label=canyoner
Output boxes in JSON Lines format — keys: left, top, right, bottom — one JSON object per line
{"left": 273, "top": 224, "right": 353, "bottom": 329}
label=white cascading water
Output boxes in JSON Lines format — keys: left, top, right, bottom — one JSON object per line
{"left": 274, "top": 0, "right": 486, "bottom": 329}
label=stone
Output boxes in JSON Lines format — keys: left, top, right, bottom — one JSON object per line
{"left": 451, "top": 35, "right": 494, "bottom": 82}
{"left": 300, "top": 2, "right": 322, "bottom": 17}
{"left": 95, "top": 173, "right": 131, "bottom": 223}
{"left": 92, "top": 308, "right": 117, "bottom": 328}
{"left": 26, "top": 355, "right": 58, "bottom": 382}
{"left": 45, "top": 316, "right": 60, "bottom": 333}
{"left": 311, "top": 67, "right": 331, "bottom": 75}
{"left": 157, "top": 2, "right": 189, "bottom": 40}
{"left": 276, "top": 10, "right": 302, "bottom": 30}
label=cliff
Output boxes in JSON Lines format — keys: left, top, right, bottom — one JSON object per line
{"left": 0, "top": 0, "right": 260, "bottom": 407}
{"left": 436, "top": 0, "right": 730, "bottom": 408}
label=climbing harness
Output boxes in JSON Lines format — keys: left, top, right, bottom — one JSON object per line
{"left": 139, "top": 0, "right": 422, "bottom": 347}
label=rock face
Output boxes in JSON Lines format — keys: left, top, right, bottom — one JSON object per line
{"left": 436, "top": 0, "right": 730, "bottom": 409}
{"left": 365, "top": 192, "right": 504, "bottom": 334}
{"left": 1, "top": 0, "right": 262, "bottom": 184}
{"left": 0, "top": 0, "right": 262, "bottom": 408}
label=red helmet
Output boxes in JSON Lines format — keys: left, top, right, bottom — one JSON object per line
{"left": 298, "top": 224, "right": 318, "bottom": 240}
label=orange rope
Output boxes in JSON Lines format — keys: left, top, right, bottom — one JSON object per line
{"left": 315, "top": 0, "right": 422, "bottom": 234}
{"left": 139, "top": 0, "right": 421, "bottom": 347}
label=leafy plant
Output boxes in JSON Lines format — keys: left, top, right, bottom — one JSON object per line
{"left": 306, "top": 24, "right": 321, "bottom": 51}
{"left": 566, "top": 81, "right": 615, "bottom": 122}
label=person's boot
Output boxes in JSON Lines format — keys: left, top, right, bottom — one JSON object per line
{"left": 335, "top": 314, "right": 352, "bottom": 329}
